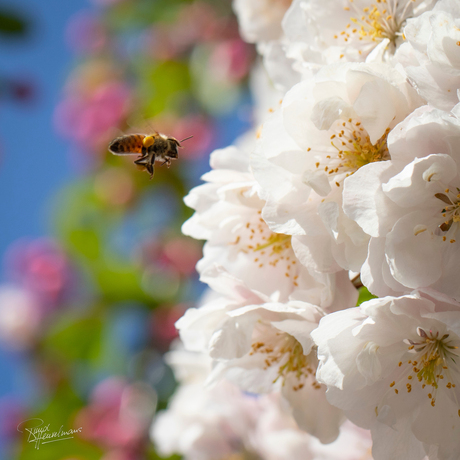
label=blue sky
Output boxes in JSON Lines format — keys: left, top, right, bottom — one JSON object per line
{"left": 0, "top": 0, "right": 88, "bottom": 262}
{"left": 0, "top": 0, "right": 87, "bottom": 454}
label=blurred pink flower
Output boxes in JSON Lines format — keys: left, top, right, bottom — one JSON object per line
{"left": 141, "top": 236, "right": 201, "bottom": 277}
{"left": 146, "top": 25, "right": 188, "bottom": 62}
{"left": 5, "top": 238, "right": 73, "bottom": 310}
{"left": 90, "top": 0, "right": 126, "bottom": 5}
{"left": 151, "top": 304, "right": 188, "bottom": 350}
{"left": 172, "top": 116, "right": 214, "bottom": 159}
{"left": 100, "top": 450, "right": 138, "bottom": 460}
{"left": 66, "top": 11, "right": 108, "bottom": 54}
{"left": 209, "top": 39, "right": 254, "bottom": 83}
{"left": 75, "top": 378, "right": 156, "bottom": 451}
{"left": 55, "top": 80, "right": 131, "bottom": 155}
{"left": 0, "top": 398, "right": 27, "bottom": 441}
{"left": 176, "top": 2, "right": 230, "bottom": 43}
{"left": 0, "top": 285, "right": 41, "bottom": 350}
{"left": 62, "top": 450, "right": 138, "bottom": 460}
{"left": 4, "top": 76, "right": 36, "bottom": 103}
{"left": 145, "top": 2, "right": 237, "bottom": 61}
{"left": 163, "top": 237, "right": 202, "bottom": 275}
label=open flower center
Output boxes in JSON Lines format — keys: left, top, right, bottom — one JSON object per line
{"left": 414, "top": 187, "right": 460, "bottom": 243}
{"left": 335, "top": 0, "right": 419, "bottom": 51}
{"left": 250, "top": 330, "right": 321, "bottom": 392}
{"left": 230, "top": 210, "right": 300, "bottom": 286}
{"left": 314, "top": 118, "right": 390, "bottom": 185}
{"left": 435, "top": 188, "right": 460, "bottom": 241}
{"left": 388, "top": 327, "right": 460, "bottom": 411}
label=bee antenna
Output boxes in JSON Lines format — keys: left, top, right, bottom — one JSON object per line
{"left": 180, "top": 135, "right": 193, "bottom": 143}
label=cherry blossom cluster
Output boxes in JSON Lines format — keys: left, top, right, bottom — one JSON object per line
{"left": 152, "top": 0, "right": 460, "bottom": 459}
{"left": 152, "top": 348, "right": 372, "bottom": 460}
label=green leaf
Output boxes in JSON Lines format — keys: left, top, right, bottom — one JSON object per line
{"left": 95, "top": 261, "right": 152, "bottom": 304}
{"left": 139, "top": 61, "right": 191, "bottom": 117}
{"left": 42, "top": 311, "right": 103, "bottom": 363}
{"left": 357, "top": 286, "right": 377, "bottom": 306}
{"left": 147, "top": 448, "right": 182, "bottom": 460}
{"left": 68, "top": 228, "right": 101, "bottom": 261}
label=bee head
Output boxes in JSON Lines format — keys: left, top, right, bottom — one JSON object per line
{"left": 167, "top": 138, "right": 180, "bottom": 159}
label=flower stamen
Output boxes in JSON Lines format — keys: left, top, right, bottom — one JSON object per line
{"left": 250, "top": 333, "right": 321, "bottom": 391}
{"left": 313, "top": 119, "right": 390, "bottom": 182}
{"left": 389, "top": 328, "right": 460, "bottom": 410}
{"left": 336, "top": 0, "right": 421, "bottom": 51}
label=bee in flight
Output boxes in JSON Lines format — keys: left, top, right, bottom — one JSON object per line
{"left": 108, "top": 132, "right": 192, "bottom": 179}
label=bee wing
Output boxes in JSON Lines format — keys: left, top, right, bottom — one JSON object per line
{"left": 109, "top": 150, "right": 141, "bottom": 156}
{"left": 125, "top": 113, "right": 159, "bottom": 133}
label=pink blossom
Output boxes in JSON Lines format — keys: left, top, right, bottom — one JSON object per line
{"left": 145, "top": 2, "right": 238, "bottom": 60}
{"left": 140, "top": 236, "right": 201, "bottom": 277}
{"left": 209, "top": 39, "right": 254, "bottom": 83}
{"left": 151, "top": 304, "right": 188, "bottom": 350}
{"left": 66, "top": 11, "right": 107, "bottom": 54}
{"left": 163, "top": 237, "right": 202, "bottom": 276}
{"left": 0, "top": 285, "right": 41, "bottom": 350}
{"left": 75, "top": 378, "right": 156, "bottom": 451}
{"left": 54, "top": 80, "right": 131, "bottom": 154}
{"left": 5, "top": 238, "right": 72, "bottom": 309}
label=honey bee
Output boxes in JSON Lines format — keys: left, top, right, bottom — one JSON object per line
{"left": 108, "top": 132, "right": 192, "bottom": 179}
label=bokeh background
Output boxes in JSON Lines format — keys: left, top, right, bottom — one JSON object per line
{"left": 0, "top": 0, "right": 255, "bottom": 458}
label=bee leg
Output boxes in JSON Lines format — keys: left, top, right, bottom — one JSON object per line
{"left": 146, "top": 162, "right": 155, "bottom": 179}
{"left": 147, "top": 152, "right": 155, "bottom": 179}
{"left": 134, "top": 152, "right": 155, "bottom": 179}
{"left": 134, "top": 145, "right": 149, "bottom": 163}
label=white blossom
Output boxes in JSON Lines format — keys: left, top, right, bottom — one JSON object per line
{"left": 343, "top": 105, "right": 460, "bottom": 300}
{"left": 176, "top": 268, "right": 267, "bottom": 355}
{"left": 171, "top": 0, "right": 460, "bottom": 455}
{"left": 261, "top": 0, "right": 437, "bottom": 89}
{"left": 152, "top": 348, "right": 373, "bottom": 459}
{"left": 308, "top": 421, "right": 373, "bottom": 460}
{"left": 233, "top": 0, "right": 293, "bottom": 44}
{"left": 183, "top": 142, "right": 357, "bottom": 307}
{"left": 251, "top": 61, "right": 423, "bottom": 274}
{"left": 206, "top": 298, "right": 344, "bottom": 442}
{"left": 152, "top": 366, "right": 264, "bottom": 459}
{"left": 395, "top": 0, "right": 460, "bottom": 111}
{"left": 312, "top": 290, "right": 460, "bottom": 460}
{"left": 250, "top": 61, "right": 286, "bottom": 125}
{"left": 177, "top": 274, "right": 346, "bottom": 442}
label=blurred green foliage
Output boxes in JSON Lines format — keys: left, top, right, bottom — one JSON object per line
{"left": 0, "top": 8, "right": 28, "bottom": 36}
{"left": 9, "top": 0, "right": 252, "bottom": 458}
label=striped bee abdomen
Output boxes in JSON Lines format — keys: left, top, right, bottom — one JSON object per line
{"left": 108, "top": 134, "right": 145, "bottom": 155}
